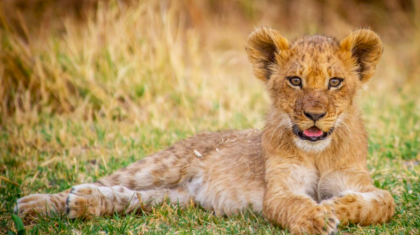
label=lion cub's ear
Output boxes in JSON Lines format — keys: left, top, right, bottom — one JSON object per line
{"left": 340, "top": 29, "right": 383, "bottom": 82}
{"left": 246, "top": 28, "right": 289, "bottom": 81}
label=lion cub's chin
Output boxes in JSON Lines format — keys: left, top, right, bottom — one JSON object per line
{"left": 293, "top": 137, "right": 332, "bottom": 153}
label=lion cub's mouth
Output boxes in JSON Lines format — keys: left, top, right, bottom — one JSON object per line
{"left": 293, "top": 125, "right": 334, "bottom": 142}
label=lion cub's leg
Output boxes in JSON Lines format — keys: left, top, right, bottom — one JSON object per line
{"left": 319, "top": 169, "right": 395, "bottom": 226}
{"left": 65, "top": 184, "right": 191, "bottom": 219}
{"left": 263, "top": 163, "right": 340, "bottom": 235}
{"left": 15, "top": 148, "right": 192, "bottom": 219}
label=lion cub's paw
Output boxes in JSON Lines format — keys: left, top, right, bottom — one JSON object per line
{"left": 14, "top": 194, "right": 54, "bottom": 218}
{"left": 66, "top": 184, "right": 105, "bottom": 219}
{"left": 290, "top": 205, "right": 339, "bottom": 235}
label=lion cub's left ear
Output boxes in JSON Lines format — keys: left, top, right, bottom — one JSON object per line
{"left": 340, "top": 29, "right": 383, "bottom": 82}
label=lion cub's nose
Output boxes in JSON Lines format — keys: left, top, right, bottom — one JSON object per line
{"left": 304, "top": 112, "right": 326, "bottom": 121}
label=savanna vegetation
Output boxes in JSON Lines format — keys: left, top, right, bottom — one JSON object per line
{"left": 1, "top": 0, "right": 419, "bottom": 234}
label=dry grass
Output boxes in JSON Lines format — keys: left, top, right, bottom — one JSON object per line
{"left": 1, "top": 0, "right": 420, "bottom": 234}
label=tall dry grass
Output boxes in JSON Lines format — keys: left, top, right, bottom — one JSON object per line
{"left": 1, "top": 0, "right": 419, "bottom": 123}
{"left": 0, "top": 1, "right": 268, "bottom": 128}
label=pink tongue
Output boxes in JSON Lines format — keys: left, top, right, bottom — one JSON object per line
{"left": 303, "top": 127, "right": 323, "bottom": 137}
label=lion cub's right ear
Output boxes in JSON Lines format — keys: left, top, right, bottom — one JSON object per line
{"left": 246, "top": 28, "right": 289, "bottom": 81}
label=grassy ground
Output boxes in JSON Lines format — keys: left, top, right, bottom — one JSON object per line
{"left": 1, "top": 0, "right": 420, "bottom": 234}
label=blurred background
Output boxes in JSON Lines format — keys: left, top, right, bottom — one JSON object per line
{"left": 1, "top": 1, "right": 420, "bottom": 233}
{"left": 1, "top": 0, "right": 419, "bottom": 121}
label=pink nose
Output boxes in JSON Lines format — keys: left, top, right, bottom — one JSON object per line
{"left": 304, "top": 112, "right": 326, "bottom": 121}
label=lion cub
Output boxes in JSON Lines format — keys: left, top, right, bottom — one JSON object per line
{"left": 15, "top": 28, "right": 395, "bottom": 234}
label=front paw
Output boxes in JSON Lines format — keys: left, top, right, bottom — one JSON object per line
{"left": 322, "top": 190, "right": 359, "bottom": 223}
{"left": 289, "top": 205, "right": 339, "bottom": 235}
{"left": 321, "top": 190, "right": 395, "bottom": 226}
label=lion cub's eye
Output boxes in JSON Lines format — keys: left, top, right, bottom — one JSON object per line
{"left": 288, "top": 77, "right": 302, "bottom": 87}
{"left": 329, "top": 78, "right": 343, "bottom": 88}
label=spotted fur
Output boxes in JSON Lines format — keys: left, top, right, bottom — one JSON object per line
{"left": 15, "top": 28, "right": 394, "bottom": 235}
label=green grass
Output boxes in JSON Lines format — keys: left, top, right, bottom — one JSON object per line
{"left": 1, "top": 0, "right": 420, "bottom": 234}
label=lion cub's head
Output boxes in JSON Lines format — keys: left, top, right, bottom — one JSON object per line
{"left": 246, "top": 28, "right": 383, "bottom": 152}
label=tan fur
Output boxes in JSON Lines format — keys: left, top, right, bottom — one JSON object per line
{"left": 15, "top": 28, "right": 394, "bottom": 234}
